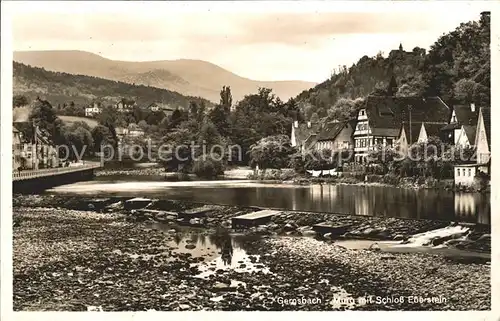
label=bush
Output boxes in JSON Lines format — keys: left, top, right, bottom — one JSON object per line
{"left": 193, "top": 158, "right": 224, "bottom": 178}
{"left": 382, "top": 173, "right": 400, "bottom": 185}
{"left": 338, "top": 177, "right": 360, "bottom": 185}
{"left": 424, "top": 177, "right": 438, "bottom": 188}
{"left": 473, "top": 171, "right": 490, "bottom": 192}
{"left": 366, "top": 174, "right": 383, "bottom": 183}
{"left": 279, "top": 169, "right": 297, "bottom": 181}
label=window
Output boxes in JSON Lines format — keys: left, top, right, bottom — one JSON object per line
{"left": 387, "top": 139, "right": 393, "bottom": 147}
{"left": 376, "top": 138, "right": 383, "bottom": 145}
{"left": 457, "top": 169, "right": 460, "bottom": 176}
{"left": 468, "top": 168, "right": 471, "bottom": 177}
{"left": 462, "top": 169, "right": 466, "bottom": 176}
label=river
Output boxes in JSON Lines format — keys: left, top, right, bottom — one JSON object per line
{"left": 45, "top": 175, "right": 490, "bottom": 224}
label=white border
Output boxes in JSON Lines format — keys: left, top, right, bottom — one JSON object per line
{"left": 1, "top": 1, "right": 499, "bottom": 321}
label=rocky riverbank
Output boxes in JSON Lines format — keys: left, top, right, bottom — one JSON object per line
{"left": 13, "top": 205, "right": 490, "bottom": 311}
{"left": 13, "top": 194, "right": 491, "bottom": 252}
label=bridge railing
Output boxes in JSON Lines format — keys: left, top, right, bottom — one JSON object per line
{"left": 13, "top": 162, "right": 101, "bottom": 181}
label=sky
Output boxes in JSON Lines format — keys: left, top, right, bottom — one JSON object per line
{"left": 9, "top": 1, "right": 488, "bottom": 83}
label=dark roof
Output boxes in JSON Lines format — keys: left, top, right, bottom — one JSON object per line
{"left": 316, "top": 122, "right": 347, "bottom": 141}
{"left": 453, "top": 105, "right": 479, "bottom": 127}
{"left": 400, "top": 122, "right": 423, "bottom": 144}
{"left": 303, "top": 134, "right": 318, "bottom": 150}
{"left": 462, "top": 125, "right": 477, "bottom": 144}
{"left": 423, "top": 122, "right": 448, "bottom": 139}
{"left": 364, "top": 96, "right": 450, "bottom": 137}
{"left": 480, "top": 107, "right": 491, "bottom": 147}
{"left": 119, "top": 98, "right": 135, "bottom": 106}
{"left": 440, "top": 123, "right": 460, "bottom": 131}
{"left": 293, "top": 122, "right": 321, "bottom": 145}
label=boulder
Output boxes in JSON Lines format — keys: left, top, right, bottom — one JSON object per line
{"left": 302, "top": 230, "right": 316, "bottom": 237}
{"left": 189, "top": 218, "right": 201, "bottom": 225}
{"left": 393, "top": 234, "right": 405, "bottom": 241}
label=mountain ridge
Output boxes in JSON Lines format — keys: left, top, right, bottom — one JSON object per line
{"left": 13, "top": 50, "right": 316, "bottom": 103}
{"left": 13, "top": 61, "right": 212, "bottom": 111}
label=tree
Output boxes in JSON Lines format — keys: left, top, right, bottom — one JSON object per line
{"left": 138, "top": 120, "right": 149, "bottom": 131}
{"left": 198, "top": 117, "right": 222, "bottom": 146}
{"left": 454, "top": 78, "right": 479, "bottom": 103}
{"left": 62, "top": 124, "right": 94, "bottom": 159}
{"left": 327, "top": 98, "right": 357, "bottom": 122}
{"left": 220, "top": 86, "right": 233, "bottom": 113}
{"left": 145, "top": 111, "right": 165, "bottom": 125}
{"left": 310, "top": 112, "right": 319, "bottom": 123}
{"left": 367, "top": 145, "right": 400, "bottom": 174}
{"left": 91, "top": 125, "right": 114, "bottom": 152}
{"left": 396, "top": 74, "right": 426, "bottom": 97}
{"left": 170, "top": 109, "right": 183, "bottom": 128}
{"left": 209, "top": 104, "right": 231, "bottom": 138}
{"left": 192, "top": 158, "right": 224, "bottom": 178}
{"left": 28, "top": 98, "right": 64, "bottom": 144}
{"left": 387, "top": 75, "right": 398, "bottom": 96}
{"left": 248, "top": 135, "right": 294, "bottom": 169}
{"left": 13, "top": 95, "right": 29, "bottom": 107}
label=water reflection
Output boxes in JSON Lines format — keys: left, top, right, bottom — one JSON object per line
{"left": 144, "top": 224, "right": 271, "bottom": 278}
{"left": 49, "top": 178, "right": 490, "bottom": 224}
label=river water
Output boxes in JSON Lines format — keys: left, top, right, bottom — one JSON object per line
{"left": 46, "top": 175, "right": 490, "bottom": 224}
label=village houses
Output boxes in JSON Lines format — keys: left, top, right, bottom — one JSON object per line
{"left": 12, "top": 126, "right": 23, "bottom": 170}
{"left": 290, "top": 94, "right": 491, "bottom": 183}
{"left": 13, "top": 122, "right": 59, "bottom": 170}
{"left": 354, "top": 96, "right": 450, "bottom": 163}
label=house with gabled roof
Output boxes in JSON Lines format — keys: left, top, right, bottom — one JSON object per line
{"left": 312, "top": 121, "right": 355, "bottom": 155}
{"left": 354, "top": 95, "right": 450, "bottom": 163}
{"left": 453, "top": 106, "right": 491, "bottom": 187}
{"left": 440, "top": 104, "right": 479, "bottom": 146}
{"left": 290, "top": 121, "right": 321, "bottom": 154}
{"left": 116, "top": 98, "right": 136, "bottom": 112}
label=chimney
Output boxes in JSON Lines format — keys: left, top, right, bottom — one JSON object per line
{"left": 294, "top": 120, "right": 299, "bottom": 128}
{"left": 307, "top": 121, "right": 311, "bottom": 128}
{"left": 470, "top": 103, "right": 476, "bottom": 112}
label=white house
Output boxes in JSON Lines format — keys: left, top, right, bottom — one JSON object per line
{"left": 85, "top": 102, "right": 102, "bottom": 117}
{"left": 454, "top": 164, "right": 477, "bottom": 186}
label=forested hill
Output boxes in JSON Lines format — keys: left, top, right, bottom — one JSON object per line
{"left": 295, "top": 12, "right": 490, "bottom": 121}
{"left": 13, "top": 62, "right": 212, "bottom": 109}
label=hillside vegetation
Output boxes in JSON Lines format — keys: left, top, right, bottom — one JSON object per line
{"left": 13, "top": 62, "right": 211, "bottom": 110}
{"left": 296, "top": 12, "right": 490, "bottom": 121}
